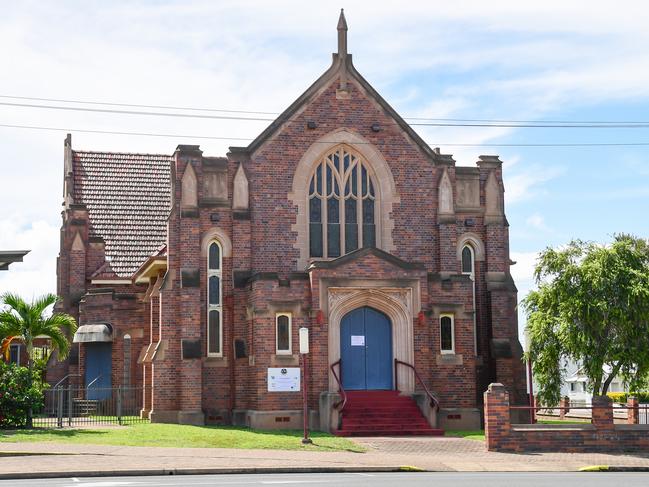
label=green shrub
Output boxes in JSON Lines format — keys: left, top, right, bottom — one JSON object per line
{"left": 0, "top": 362, "right": 45, "bottom": 428}
{"left": 606, "top": 392, "right": 649, "bottom": 404}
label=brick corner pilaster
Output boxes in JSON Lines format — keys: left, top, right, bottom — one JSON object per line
{"left": 484, "top": 382, "right": 511, "bottom": 451}
{"left": 627, "top": 396, "right": 639, "bottom": 425}
{"left": 591, "top": 395, "right": 613, "bottom": 429}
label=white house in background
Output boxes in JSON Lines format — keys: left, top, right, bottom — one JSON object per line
{"left": 565, "top": 362, "right": 628, "bottom": 405}
{"left": 525, "top": 331, "right": 629, "bottom": 406}
{"left": 529, "top": 355, "right": 629, "bottom": 405}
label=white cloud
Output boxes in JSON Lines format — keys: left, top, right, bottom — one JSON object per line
{"left": 575, "top": 186, "right": 649, "bottom": 201}
{"left": 511, "top": 251, "right": 538, "bottom": 288}
{"left": 1, "top": 1, "right": 649, "bottom": 306}
{"left": 0, "top": 219, "right": 59, "bottom": 300}
{"left": 526, "top": 213, "right": 553, "bottom": 233}
{"left": 511, "top": 250, "right": 541, "bottom": 339}
{"left": 504, "top": 164, "right": 564, "bottom": 204}
{"left": 622, "top": 155, "right": 649, "bottom": 177}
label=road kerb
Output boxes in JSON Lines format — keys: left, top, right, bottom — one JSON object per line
{"left": 0, "top": 465, "right": 425, "bottom": 480}
{"left": 579, "top": 465, "right": 609, "bottom": 472}
{"left": 580, "top": 465, "right": 649, "bottom": 472}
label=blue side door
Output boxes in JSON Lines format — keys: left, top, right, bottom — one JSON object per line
{"left": 341, "top": 307, "right": 393, "bottom": 390}
{"left": 85, "top": 343, "right": 112, "bottom": 400}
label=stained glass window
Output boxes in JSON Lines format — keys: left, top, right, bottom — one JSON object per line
{"left": 308, "top": 146, "right": 377, "bottom": 258}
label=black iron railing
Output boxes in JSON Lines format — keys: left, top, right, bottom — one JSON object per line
{"left": 330, "top": 359, "right": 348, "bottom": 412}
{"left": 510, "top": 403, "right": 649, "bottom": 425}
{"left": 33, "top": 385, "right": 148, "bottom": 428}
{"left": 394, "top": 358, "right": 439, "bottom": 409}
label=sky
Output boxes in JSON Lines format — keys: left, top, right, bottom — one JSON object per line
{"left": 0, "top": 1, "right": 648, "bottom": 340}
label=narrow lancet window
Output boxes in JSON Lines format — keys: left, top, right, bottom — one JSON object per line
{"left": 462, "top": 245, "right": 474, "bottom": 276}
{"left": 461, "top": 243, "right": 478, "bottom": 355}
{"left": 276, "top": 313, "right": 292, "bottom": 354}
{"left": 207, "top": 241, "right": 223, "bottom": 356}
{"left": 440, "top": 314, "right": 455, "bottom": 353}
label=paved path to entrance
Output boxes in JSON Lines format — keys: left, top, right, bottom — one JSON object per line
{"left": 2, "top": 436, "right": 649, "bottom": 478}
{"left": 354, "top": 436, "right": 649, "bottom": 471}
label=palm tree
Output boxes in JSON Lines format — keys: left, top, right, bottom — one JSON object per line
{"left": 0, "top": 293, "right": 77, "bottom": 427}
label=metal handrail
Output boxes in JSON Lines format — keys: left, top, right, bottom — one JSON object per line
{"left": 53, "top": 373, "right": 80, "bottom": 389}
{"left": 511, "top": 405, "right": 641, "bottom": 410}
{"left": 330, "top": 360, "right": 348, "bottom": 412}
{"left": 394, "top": 358, "right": 440, "bottom": 409}
{"left": 87, "top": 374, "right": 102, "bottom": 389}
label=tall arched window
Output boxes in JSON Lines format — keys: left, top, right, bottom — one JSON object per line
{"left": 309, "top": 146, "right": 376, "bottom": 258}
{"left": 123, "top": 334, "right": 131, "bottom": 387}
{"left": 461, "top": 244, "right": 477, "bottom": 354}
{"left": 207, "top": 241, "right": 222, "bottom": 356}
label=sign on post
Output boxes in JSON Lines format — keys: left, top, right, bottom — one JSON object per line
{"left": 299, "top": 327, "right": 309, "bottom": 354}
{"left": 267, "top": 367, "right": 300, "bottom": 392}
{"left": 298, "top": 327, "right": 312, "bottom": 444}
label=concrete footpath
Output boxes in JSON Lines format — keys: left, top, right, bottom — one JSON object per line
{"left": 2, "top": 436, "right": 649, "bottom": 478}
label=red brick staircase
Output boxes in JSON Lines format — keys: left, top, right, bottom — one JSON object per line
{"left": 334, "top": 390, "right": 444, "bottom": 436}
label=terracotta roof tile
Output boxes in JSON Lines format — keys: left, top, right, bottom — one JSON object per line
{"left": 73, "top": 151, "right": 171, "bottom": 277}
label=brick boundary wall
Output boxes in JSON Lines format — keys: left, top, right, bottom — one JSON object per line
{"left": 484, "top": 383, "right": 649, "bottom": 452}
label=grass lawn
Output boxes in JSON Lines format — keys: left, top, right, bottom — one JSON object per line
{"left": 444, "top": 430, "right": 485, "bottom": 441}
{"left": 537, "top": 419, "right": 590, "bottom": 425}
{"left": 0, "top": 424, "right": 365, "bottom": 452}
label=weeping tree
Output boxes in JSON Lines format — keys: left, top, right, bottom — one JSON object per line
{"left": 0, "top": 293, "right": 77, "bottom": 427}
{"left": 523, "top": 235, "right": 649, "bottom": 406}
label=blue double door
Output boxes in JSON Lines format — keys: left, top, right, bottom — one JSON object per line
{"left": 341, "top": 307, "right": 393, "bottom": 390}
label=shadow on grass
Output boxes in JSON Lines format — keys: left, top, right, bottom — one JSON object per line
{"left": 1, "top": 429, "right": 110, "bottom": 438}
{"left": 1, "top": 425, "right": 365, "bottom": 453}
{"left": 161, "top": 426, "right": 365, "bottom": 453}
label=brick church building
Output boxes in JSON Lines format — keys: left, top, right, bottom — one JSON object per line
{"left": 54, "top": 11, "right": 526, "bottom": 433}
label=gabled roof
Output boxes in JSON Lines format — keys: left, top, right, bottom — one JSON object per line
{"left": 308, "top": 247, "right": 425, "bottom": 271}
{"left": 132, "top": 244, "right": 168, "bottom": 284}
{"left": 73, "top": 151, "right": 172, "bottom": 277}
{"left": 89, "top": 261, "right": 118, "bottom": 280}
{"left": 230, "top": 12, "right": 442, "bottom": 163}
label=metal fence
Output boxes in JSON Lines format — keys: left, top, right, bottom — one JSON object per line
{"left": 640, "top": 403, "right": 649, "bottom": 424}
{"left": 34, "top": 386, "right": 147, "bottom": 428}
{"left": 515, "top": 402, "right": 649, "bottom": 425}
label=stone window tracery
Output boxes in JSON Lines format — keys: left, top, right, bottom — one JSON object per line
{"left": 309, "top": 146, "right": 376, "bottom": 258}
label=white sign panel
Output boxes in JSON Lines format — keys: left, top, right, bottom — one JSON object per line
{"left": 351, "top": 335, "right": 365, "bottom": 346}
{"left": 299, "top": 327, "right": 309, "bottom": 354}
{"left": 267, "top": 367, "right": 300, "bottom": 392}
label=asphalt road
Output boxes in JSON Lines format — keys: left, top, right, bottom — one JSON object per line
{"left": 3, "top": 472, "right": 649, "bottom": 487}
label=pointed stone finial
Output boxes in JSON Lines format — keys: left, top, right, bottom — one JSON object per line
{"left": 337, "top": 8, "right": 348, "bottom": 56}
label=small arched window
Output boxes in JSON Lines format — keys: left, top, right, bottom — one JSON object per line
{"left": 275, "top": 313, "right": 292, "bottom": 355}
{"left": 461, "top": 245, "right": 475, "bottom": 277}
{"left": 440, "top": 314, "right": 455, "bottom": 354}
{"left": 309, "top": 146, "right": 377, "bottom": 258}
{"left": 207, "top": 241, "right": 222, "bottom": 356}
